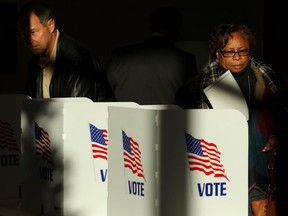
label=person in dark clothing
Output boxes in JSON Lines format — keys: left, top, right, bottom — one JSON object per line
{"left": 107, "top": 7, "right": 198, "bottom": 106}
{"left": 17, "top": 0, "right": 114, "bottom": 102}
{"left": 196, "top": 23, "right": 288, "bottom": 216}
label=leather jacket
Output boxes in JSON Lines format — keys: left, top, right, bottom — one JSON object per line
{"left": 26, "top": 33, "right": 114, "bottom": 102}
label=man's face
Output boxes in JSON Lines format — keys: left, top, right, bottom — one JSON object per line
{"left": 19, "top": 12, "right": 53, "bottom": 56}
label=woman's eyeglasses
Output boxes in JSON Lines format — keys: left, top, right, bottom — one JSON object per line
{"left": 218, "top": 49, "right": 250, "bottom": 57}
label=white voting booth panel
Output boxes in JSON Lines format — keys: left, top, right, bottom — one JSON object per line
{"left": 0, "top": 94, "right": 31, "bottom": 208}
{"left": 107, "top": 107, "right": 248, "bottom": 216}
{"left": 20, "top": 98, "right": 138, "bottom": 216}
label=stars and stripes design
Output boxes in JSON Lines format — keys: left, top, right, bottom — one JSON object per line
{"left": 0, "top": 120, "right": 19, "bottom": 152}
{"left": 185, "top": 132, "right": 229, "bottom": 181}
{"left": 122, "top": 130, "right": 145, "bottom": 181}
{"left": 89, "top": 123, "right": 108, "bottom": 160}
{"left": 34, "top": 121, "right": 54, "bottom": 166}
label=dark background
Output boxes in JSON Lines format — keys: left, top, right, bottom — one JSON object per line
{"left": 0, "top": 2, "right": 17, "bottom": 75}
{"left": 1, "top": 0, "right": 287, "bottom": 213}
{"left": 0, "top": 0, "right": 286, "bottom": 93}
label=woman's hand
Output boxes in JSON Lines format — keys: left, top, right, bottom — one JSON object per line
{"left": 262, "top": 135, "right": 279, "bottom": 155}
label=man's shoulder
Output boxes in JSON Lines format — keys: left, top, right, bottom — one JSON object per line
{"left": 58, "top": 33, "right": 92, "bottom": 54}
{"left": 57, "top": 33, "right": 95, "bottom": 62}
{"left": 112, "top": 42, "right": 144, "bottom": 56}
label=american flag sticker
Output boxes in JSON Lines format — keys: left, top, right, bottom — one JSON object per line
{"left": 34, "top": 121, "right": 54, "bottom": 167}
{"left": 89, "top": 123, "right": 108, "bottom": 160}
{"left": 122, "top": 130, "right": 146, "bottom": 181}
{"left": 0, "top": 120, "right": 19, "bottom": 152}
{"left": 185, "top": 132, "right": 229, "bottom": 181}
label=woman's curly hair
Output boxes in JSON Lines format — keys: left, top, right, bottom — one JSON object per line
{"left": 208, "top": 23, "right": 257, "bottom": 57}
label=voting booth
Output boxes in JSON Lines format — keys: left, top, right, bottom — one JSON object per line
{"left": 0, "top": 94, "right": 31, "bottom": 209}
{"left": 18, "top": 97, "right": 248, "bottom": 216}
{"left": 107, "top": 107, "right": 248, "bottom": 216}
{"left": 20, "top": 98, "right": 138, "bottom": 216}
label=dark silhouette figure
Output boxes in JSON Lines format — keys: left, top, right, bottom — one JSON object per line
{"left": 107, "top": 7, "right": 198, "bottom": 106}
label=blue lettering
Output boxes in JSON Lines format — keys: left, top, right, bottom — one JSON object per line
{"left": 39, "top": 167, "right": 53, "bottom": 181}
{"left": 220, "top": 182, "right": 227, "bottom": 195}
{"left": 197, "top": 182, "right": 227, "bottom": 197}
{"left": 128, "top": 181, "right": 144, "bottom": 196}
{"left": 0, "top": 155, "right": 19, "bottom": 166}
{"left": 100, "top": 169, "right": 108, "bottom": 182}
{"left": 206, "top": 183, "right": 213, "bottom": 196}
{"left": 197, "top": 183, "right": 205, "bottom": 196}
{"left": 214, "top": 182, "right": 220, "bottom": 195}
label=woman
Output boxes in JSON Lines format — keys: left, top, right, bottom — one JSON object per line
{"left": 196, "top": 23, "right": 288, "bottom": 215}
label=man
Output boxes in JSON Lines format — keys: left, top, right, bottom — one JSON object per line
{"left": 18, "top": 0, "right": 114, "bottom": 102}
{"left": 107, "top": 7, "right": 198, "bottom": 106}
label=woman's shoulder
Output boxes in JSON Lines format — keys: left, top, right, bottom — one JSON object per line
{"left": 251, "top": 58, "right": 274, "bottom": 73}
